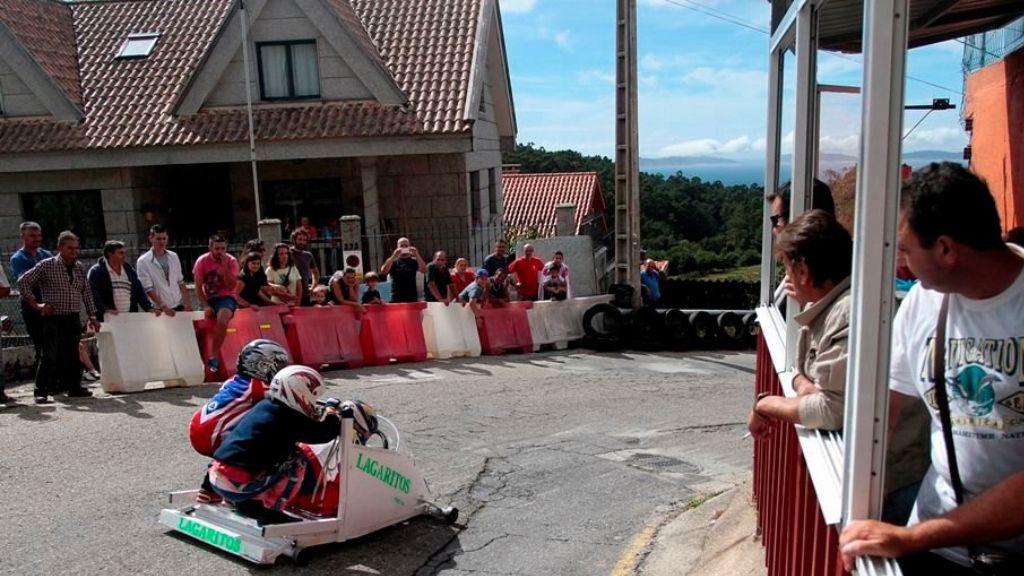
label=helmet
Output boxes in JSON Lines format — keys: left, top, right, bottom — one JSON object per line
{"left": 237, "top": 339, "right": 291, "bottom": 383}
{"left": 340, "top": 399, "right": 379, "bottom": 444}
{"left": 267, "top": 365, "right": 327, "bottom": 420}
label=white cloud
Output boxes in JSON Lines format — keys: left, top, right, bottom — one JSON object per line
{"left": 682, "top": 66, "right": 768, "bottom": 88}
{"left": 657, "top": 135, "right": 761, "bottom": 157}
{"left": 554, "top": 30, "right": 572, "bottom": 50}
{"left": 903, "top": 126, "right": 967, "bottom": 150}
{"left": 641, "top": 54, "right": 664, "bottom": 71}
{"left": 500, "top": 0, "right": 537, "bottom": 14}
{"left": 819, "top": 133, "right": 860, "bottom": 154}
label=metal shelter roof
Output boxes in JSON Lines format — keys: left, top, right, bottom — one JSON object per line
{"left": 772, "top": 0, "right": 1024, "bottom": 52}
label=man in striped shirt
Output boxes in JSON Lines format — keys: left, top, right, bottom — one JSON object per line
{"left": 17, "top": 231, "right": 100, "bottom": 404}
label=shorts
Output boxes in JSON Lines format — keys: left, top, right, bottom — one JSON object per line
{"left": 207, "top": 296, "right": 237, "bottom": 314}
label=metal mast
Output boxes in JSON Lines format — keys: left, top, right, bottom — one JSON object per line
{"left": 613, "top": 0, "right": 641, "bottom": 304}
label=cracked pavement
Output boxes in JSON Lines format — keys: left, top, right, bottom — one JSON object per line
{"left": 0, "top": 350, "right": 753, "bottom": 575}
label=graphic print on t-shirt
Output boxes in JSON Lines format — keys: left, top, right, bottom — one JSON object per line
{"left": 920, "top": 335, "right": 1024, "bottom": 436}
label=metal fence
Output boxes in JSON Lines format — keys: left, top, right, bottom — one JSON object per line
{"left": 753, "top": 334, "right": 849, "bottom": 576}
{"left": 962, "top": 17, "right": 1024, "bottom": 73}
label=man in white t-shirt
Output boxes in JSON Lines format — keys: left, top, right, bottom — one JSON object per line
{"left": 841, "top": 163, "right": 1024, "bottom": 574}
{"left": 137, "top": 224, "right": 192, "bottom": 316}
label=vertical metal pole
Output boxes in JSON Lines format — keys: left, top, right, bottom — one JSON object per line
{"left": 786, "top": 4, "right": 818, "bottom": 367}
{"left": 613, "top": 0, "right": 641, "bottom": 304}
{"left": 240, "top": 0, "right": 263, "bottom": 226}
{"left": 842, "top": 0, "right": 909, "bottom": 523}
{"left": 760, "top": 46, "right": 784, "bottom": 306}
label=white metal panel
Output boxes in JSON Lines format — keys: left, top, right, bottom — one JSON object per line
{"left": 842, "top": 0, "right": 908, "bottom": 524}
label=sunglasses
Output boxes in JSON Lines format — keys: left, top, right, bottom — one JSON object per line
{"left": 770, "top": 214, "right": 785, "bottom": 228}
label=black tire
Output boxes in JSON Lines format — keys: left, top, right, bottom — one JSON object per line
{"left": 661, "top": 308, "right": 691, "bottom": 350}
{"left": 742, "top": 312, "right": 758, "bottom": 349}
{"left": 444, "top": 506, "right": 460, "bottom": 525}
{"left": 582, "top": 303, "right": 624, "bottom": 350}
{"left": 628, "top": 306, "right": 663, "bottom": 350}
{"left": 717, "top": 311, "right": 746, "bottom": 348}
{"left": 688, "top": 311, "right": 715, "bottom": 348}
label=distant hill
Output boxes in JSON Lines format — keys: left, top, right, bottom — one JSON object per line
{"left": 902, "top": 150, "right": 964, "bottom": 161}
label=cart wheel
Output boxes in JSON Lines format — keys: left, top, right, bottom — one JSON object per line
{"left": 293, "top": 548, "right": 311, "bottom": 567}
{"left": 443, "top": 506, "right": 459, "bottom": 525}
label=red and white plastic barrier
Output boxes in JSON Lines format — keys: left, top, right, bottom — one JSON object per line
{"left": 97, "top": 312, "right": 205, "bottom": 393}
{"left": 422, "top": 302, "right": 482, "bottom": 360}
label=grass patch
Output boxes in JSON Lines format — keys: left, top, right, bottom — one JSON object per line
{"left": 677, "top": 264, "right": 761, "bottom": 282}
{"left": 681, "top": 490, "right": 725, "bottom": 511}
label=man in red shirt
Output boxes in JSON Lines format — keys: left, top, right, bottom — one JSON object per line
{"left": 508, "top": 243, "right": 545, "bottom": 301}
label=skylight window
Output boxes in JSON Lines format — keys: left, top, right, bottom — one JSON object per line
{"left": 116, "top": 34, "right": 159, "bottom": 59}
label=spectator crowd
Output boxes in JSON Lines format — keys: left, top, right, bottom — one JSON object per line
{"left": 0, "top": 221, "right": 578, "bottom": 403}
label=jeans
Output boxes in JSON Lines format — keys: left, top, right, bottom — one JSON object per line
{"left": 35, "top": 314, "right": 83, "bottom": 397}
{"left": 21, "top": 304, "right": 44, "bottom": 373}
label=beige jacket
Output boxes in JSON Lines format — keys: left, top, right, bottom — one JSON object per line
{"left": 795, "top": 277, "right": 852, "bottom": 430}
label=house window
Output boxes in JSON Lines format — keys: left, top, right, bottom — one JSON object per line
{"left": 488, "top": 168, "right": 498, "bottom": 215}
{"left": 470, "top": 171, "right": 481, "bottom": 224}
{"left": 116, "top": 33, "right": 159, "bottom": 59}
{"left": 257, "top": 41, "right": 320, "bottom": 100}
{"left": 21, "top": 190, "right": 106, "bottom": 247}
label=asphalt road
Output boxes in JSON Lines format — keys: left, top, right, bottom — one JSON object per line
{"left": 0, "top": 349, "right": 754, "bottom": 576}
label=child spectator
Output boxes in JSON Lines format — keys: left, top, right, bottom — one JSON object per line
{"left": 235, "top": 252, "right": 273, "bottom": 309}
{"left": 542, "top": 253, "right": 570, "bottom": 300}
{"left": 361, "top": 272, "right": 383, "bottom": 305}
{"left": 310, "top": 284, "right": 330, "bottom": 306}
{"left": 459, "top": 268, "right": 490, "bottom": 317}
{"left": 450, "top": 258, "right": 475, "bottom": 295}
{"left": 488, "top": 268, "right": 511, "bottom": 306}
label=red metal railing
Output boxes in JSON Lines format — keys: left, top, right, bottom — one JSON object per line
{"left": 753, "top": 334, "right": 848, "bottom": 576}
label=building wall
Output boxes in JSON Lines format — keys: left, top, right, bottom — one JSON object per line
{"left": 0, "top": 58, "right": 48, "bottom": 117}
{"left": 965, "top": 48, "right": 1024, "bottom": 230}
{"left": 205, "top": 0, "right": 373, "bottom": 107}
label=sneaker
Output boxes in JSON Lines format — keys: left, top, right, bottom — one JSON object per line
{"left": 0, "top": 389, "right": 12, "bottom": 404}
{"left": 82, "top": 371, "right": 98, "bottom": 382}
{"left": 35, "top": 395, "right": 52, "bottom": 404}
{"left": 207, "top": 356, "right": 220, "bottom": 373}
{"left": 89, "top": 370, "right": 101, "bottom": 380}
{"left": 65, "top": 387, "right": 93, "bottom": 398}
{"left": 196, "top": 488, "right": 223, "bottom": 505}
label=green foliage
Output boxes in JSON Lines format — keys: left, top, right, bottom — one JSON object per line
{"left": 504, "top": 143, "right": 765, "bottom": 276}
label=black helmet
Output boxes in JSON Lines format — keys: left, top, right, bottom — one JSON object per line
{"left": 340, "top": 399, "right": 379, "bottom": 444}
{"left": 236, "top": 339, "right": 290, "bottom": 383}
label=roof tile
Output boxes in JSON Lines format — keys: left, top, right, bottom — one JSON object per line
{"left": 502, "top": 172, "right": 607, "bottom": 237}
{"left": 0, "top": 0, "right": 483, "bottom": 154}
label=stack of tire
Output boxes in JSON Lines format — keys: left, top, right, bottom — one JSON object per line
{"left": 581, "top": 304, "right": 757, "bottom": 352}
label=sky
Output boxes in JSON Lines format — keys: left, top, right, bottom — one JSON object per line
{"left": 499, "top": 0, "right": 970, "bottom": 161}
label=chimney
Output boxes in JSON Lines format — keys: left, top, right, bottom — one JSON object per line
{"left": 555, "top": 203, "right": 577, "bottom": 236}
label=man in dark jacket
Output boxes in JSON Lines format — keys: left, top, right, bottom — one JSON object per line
{"left": 87, "top": 240, "right": 152, "bottom": 321}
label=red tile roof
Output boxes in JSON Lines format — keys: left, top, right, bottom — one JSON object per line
{"left": 0, "top": 0, "right": 483, "bottom": 154}
{"left": 502, "top": 172, "right": 607, "bottom": 237}
{"left": 0, "top": 0, "right": 83, "bottom": 106}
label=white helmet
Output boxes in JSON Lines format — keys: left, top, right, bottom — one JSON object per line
{"left": 267, "top": 365, "right": 327, "bottom": 420}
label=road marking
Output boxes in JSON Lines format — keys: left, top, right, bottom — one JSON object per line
{"left": 610, "top": 525, "right": 656, "bottom": 576}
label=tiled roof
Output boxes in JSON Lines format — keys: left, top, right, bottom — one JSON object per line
{"left": 0, "top": 0, "right": 82, "bottom": 106}
{"left": 0, "top": 0, "right": 483, "bottom": 154}
{"left": 502, "top": 172, "right": 607, "bottom": 237}
{"left": 351, "top": 0, "right": 480, "bottom": 134}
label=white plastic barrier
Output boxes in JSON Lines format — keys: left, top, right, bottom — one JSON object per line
{"left": 97, "top": 312, "right": 205, "bottom": 393}
{"left": 527, "top": 300, "right": 576, "bottom": 351}
{"left": 421, "top": 302, "right": 482, "bottom": 360}
{"left": 567, "top": 295, "right": 615, "bottom": 339}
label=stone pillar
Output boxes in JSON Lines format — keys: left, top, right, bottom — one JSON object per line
{"left": 258, "top": 218, "right": 282, "bottom": 245}
{"left": 555, "top": 203, "right": 577, "bottom": 237}
{"left": 359, "top": 157, "right": 383, "bottom": 272}
{"left": 339, "top": 215, "right": 364, "bottom": 275}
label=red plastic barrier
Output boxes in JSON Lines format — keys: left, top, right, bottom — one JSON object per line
{"left": 194, "top": 305, "right": 291, "bottom": 379}
{"left": 476, "top": 301, "right": 534, "bottom": 355}
{"left": 283, "top": 306, "right": 364, "bottom": 370}
{"left": 359, "top": 303, "right": 428, "bottom": 366}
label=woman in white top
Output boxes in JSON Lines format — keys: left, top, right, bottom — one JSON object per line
{"left": 266, "top": 243, "right": 302, "bottom": 305}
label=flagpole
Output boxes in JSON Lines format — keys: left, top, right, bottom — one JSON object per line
{"left": 239, "top": 0, "right": 263, "bottom": 227}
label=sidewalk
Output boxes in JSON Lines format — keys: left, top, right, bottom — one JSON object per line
{"left": 641, "top": 474, "right": 766, "bottom": 576}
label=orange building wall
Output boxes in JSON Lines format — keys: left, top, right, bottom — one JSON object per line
{"left": 964, "top": 48, "right": 1024, "bottom": 231}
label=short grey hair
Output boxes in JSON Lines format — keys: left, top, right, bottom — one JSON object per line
{"left": 57, "top": 230, "right": 78, "bottom": 247}
{"left": 19, "top": 221, "right": 41, "bottom": 233}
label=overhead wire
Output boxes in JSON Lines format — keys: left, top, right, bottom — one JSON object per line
{"left": 653, "top": 0, "right": 965, "bottom": 96}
